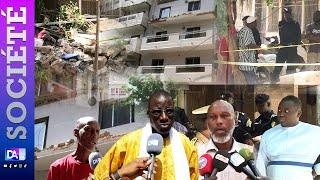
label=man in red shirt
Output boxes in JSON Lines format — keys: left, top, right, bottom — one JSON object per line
{"left": 47, "top": 116, "right": 100, "bottom": 180}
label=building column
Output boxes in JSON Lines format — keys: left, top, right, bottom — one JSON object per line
{"left": 79, "top": 0, "right": 82, "bottom": 15}
{"left": 301, "top": 0, "right": 305, "bottom": 33}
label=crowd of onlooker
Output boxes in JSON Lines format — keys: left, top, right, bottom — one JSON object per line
{"left": 217, "top": 7, "right": 320, "bottom": 84}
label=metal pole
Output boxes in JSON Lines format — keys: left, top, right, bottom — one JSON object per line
{"left": 90, "top": 0, "right": 100, "bottom": 105}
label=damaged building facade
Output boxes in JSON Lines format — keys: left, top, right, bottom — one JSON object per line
{"left": 35, "top": 0, "right": 320, "bottom": 179}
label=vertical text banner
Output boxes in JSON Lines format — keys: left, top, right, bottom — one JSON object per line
{"left": 0, "top": 0, "right": 34, "bottom": 179}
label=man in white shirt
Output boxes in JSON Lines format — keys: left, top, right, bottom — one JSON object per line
{"left": 198, "top": 100, "right": 252, "bottom": 180}
{"left": 256, "top": 95, "right": 320, "bottom": 180}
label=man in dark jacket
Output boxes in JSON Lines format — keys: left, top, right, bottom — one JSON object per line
{"left": 271, "top": 7, "right": 304, "bottom": 83}
{"left": 220, "top": 92, "right": 254, "bottom": 145}
{"left": 252, "top": 94, "right": 278, "bottom": 138}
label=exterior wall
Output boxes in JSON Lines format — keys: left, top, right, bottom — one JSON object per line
{"left": 35, "top": 98, "right": 99, "bottom": 147}
{"left": 35, "top": 69, "right": 146, "bottom": 148}
{"left": 35, "top": 98, "right": 148, "bottom": 148}
{"left": 141, "top": 20, "right": 215, "bottom": 53}
{"left": 115, "top": 12, "right": 149, "bottom": 29}
{"left": 146, "top": 20, "right": 214, "bottom": 35}
{"left": 102, "top": 0, "right": 152, "bottom": 14}
{"left": 141, "top": 49, "right": 214, "bottom": 65}
{"left": 151, "top": 0, "right": 215, "bottom": 20}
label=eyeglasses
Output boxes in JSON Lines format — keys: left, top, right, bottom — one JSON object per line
{"left": 278, "top": 109, "right": 294, "bottom": 114}
{"left": 278, "top": 109, "right": 289, "bottom": 113}
{"left": 150, "top": 108, "right": 174, "bottom": 117}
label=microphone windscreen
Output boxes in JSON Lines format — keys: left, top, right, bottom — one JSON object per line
{"left": 315, "top": 155, "right": 320, "bottom": 164}
{"left": 88, "top": 151, "right": 102, "bottom": 170}
{"left": 213, "top": 150, "right": 230, "bottom": 172}
{"left": 146, "top": 133, "right": 164, "bottom": 155}
{"left": 199, "top": 153, "right": 213, "bottom": 176}
{"left": 229, "top": 152, "right": 246, "bottom": 172}
{"left": 315, "top": 155, "right": 320, "bottom": 175}
{"left": 239, "top": 148, "right": 254, "bottom": 161}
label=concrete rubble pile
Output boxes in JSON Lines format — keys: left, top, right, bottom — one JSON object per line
{"left": 35, "top": 26, "right": 131, "bottom": 77}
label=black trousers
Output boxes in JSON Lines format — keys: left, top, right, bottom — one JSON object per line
{"left": 271, "top": 47, "right": 303, "bottom": 80}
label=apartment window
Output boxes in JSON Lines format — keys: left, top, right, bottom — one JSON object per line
{"left": 35, "top": 117, "right": 49, "bottom": 150}
{"left": 99, "top": 101, "right": 134, "bottom": 129}
{"left": 186, "top": 27, "right": 200, "bottom": 38}
{"left": 118, "top": 17, "right": 127, "bottom": 22}
{"left": 148, "top": 59, "right": 164, "bottom": 73}
{"left": 128, "top": 15, "right": 136, "bottom": 20}
{"left": 176, "top": 57, "right": 203, "bottom": 73}
{"left": 159, "top": 7, "right": 171, "bottom": 18}
{"left": 131, "top": 35, "right": 141, "bottom": 38}
{"left": 186, "top": 57, "right": 200, "bottom": 64}
{"left": 156, "top": 31, "right": 169, "bottom": 41}
{"left": 188, "top": 1, "right": 201, "bottom": 11}
{"left": 152, "top": 59, "right": 164, "bottom": 66}
{"left": 187, "top": 27, "right": 200, "bottom": 32}
{"left": 183, "top": 27, "right": 206, "bottom": 39}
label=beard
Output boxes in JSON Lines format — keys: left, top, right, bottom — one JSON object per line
{"left": 211, "top": 126, "right": 235, "bottom": 144}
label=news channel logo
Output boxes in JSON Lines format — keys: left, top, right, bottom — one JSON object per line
{"left": 5, "top": 148, "right": 26, "bottom": 161}
{"left": 199, "top": 156, "right": 208, "bottom": 169}
{"left": 147, "top": 139, "right": 159, "bottom": 146}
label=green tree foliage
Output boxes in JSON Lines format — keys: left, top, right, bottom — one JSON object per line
{"left": 124, "top": 75, "right": 176, "bottom": 106}
{"left": 57, "top": 2, "right": 91, "bottom": 32}
{"left": 35, "top": 0, "right": 44, "bottom": 23}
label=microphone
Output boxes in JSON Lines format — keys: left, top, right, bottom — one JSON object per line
{"left": 314, "top": 155, "right": 320, "bottom": 176}
{"left": 88, "top": 151, "right": 102, "bottom": 170}
{"left": 239, "top": 148, "right": 261, "bottom": 177}
{"left": 212, "top": 150, "right": 230, "bottom": 176}
{"left": 229, "top": 152, "right": 257, "bottom": 180}
{"left": 199, "top": 153, "right": 213, "bottom": 178}
{"left": 146, "top": 133, "right": 164, "bottom": 180}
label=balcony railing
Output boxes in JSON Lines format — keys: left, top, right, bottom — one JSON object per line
{"left": 140, "top": 66, "right": 165, "bottom": 74}
{"left": 141, "top": 29, "right": 213, "bottom": 51}
{"left": 104, "top": 0, "right": 151, "bottom": 11}
{"left": 176, "top": 65, "right": 205, "bottom": 73}
{"left": 115, "top": 12, "right": 148, "bottom": 28}
{"left": 137, "top": 64, "right": 213, "bottom": 82}
{"left": 146, "top": 34, "right": 169, "bottom": 43}
{"left": 179, "top": 30, "right": 207, "bottom": 39}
